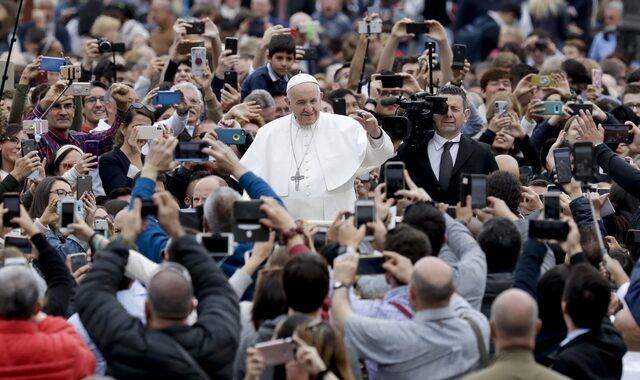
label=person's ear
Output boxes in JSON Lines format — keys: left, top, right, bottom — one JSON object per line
{"left": 144, "top": 300, "right": 152, "bottom": 322}
{"left": 489, "top": 320, "right": 497, "bottom": 339}
{"left": 463, "top": 107, "right": 470, "bottom": 122}
{"left": 534, "top": 318, "right": 542, "bottom": 336}
{"left": 284, "top": 96, "right": 290, "bottom": 107}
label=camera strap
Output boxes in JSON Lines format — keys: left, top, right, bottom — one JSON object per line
{"left": 460, "top": 314, "right": 489, "bottom": 368}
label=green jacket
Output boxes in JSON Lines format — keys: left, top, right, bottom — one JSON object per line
{"left": 463, "top": 348, "right": 570, "bottom": 380}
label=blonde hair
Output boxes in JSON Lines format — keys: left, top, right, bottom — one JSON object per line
{"left": 90, "top": 16, "right": 121, "bottom": 38}
{"left": 529, "top": 0, "right": 564, "bottom": 19}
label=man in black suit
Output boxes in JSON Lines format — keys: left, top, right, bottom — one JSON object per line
{"left": 550, "top": 263, "right": 626, "bottom": 380}
{"left": 394, "top": 85, "right": 498, "bottom": 205}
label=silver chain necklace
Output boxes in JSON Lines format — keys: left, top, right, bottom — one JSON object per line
{"left": 289, "top": 116, "right": 318, "bottom": 191}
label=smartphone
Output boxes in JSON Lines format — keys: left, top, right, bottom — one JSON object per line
{"left": 185, "top": 20, "right": 205, "bottom": 35}
{"left": 598, "top": 188, "right": 610, "bottom": 196}
{"left": 573, "top": 142, "right": 595, "bottom": 182}
{"left": 542, "top": 101, "right": 564, "bottom": 116}
{"left": 233, "top": 200, "right": 269, "bottom": 242}
{"left": 153, "top": 91, "right": 182, "bottom": 106}
{"left": 140, "top": 199, "right": 158, "bottom": 219}
{"left": 3, "top": 193, "right": 20, "bottom": 228}
{"left": 59, "top": 64, "right": 80, "bottom": 81}
{"left": 547, "top": 183, "right": 561, "bottom": 192}
{"left": 174, "top": 141, "right": 209, "bottom": 161}
{"left": 176, "top": 40, "right": 204, "bottom": 55}
{"left": 384, "top": 162, "right": 405, "bottom": 199}
{"left": 224, "top": 37, "right": 238, "bottom": 55}
{"left": 76, "top": 175, "right": 92, "bottom": 199}
{"left": 191, "top": 46, "right": 207, "bottom": 78}
{"left": 446, "top": 207, "right": 457, "bottom": 218}
{"left": 331, "top": 98, "right": 346, "bottom": 115}
{"left": 544, "top": 193, "right": 560, "bottom": 220}
{"left": 568, "top": 103, "right": 593, "bottom": 115}
{"left": 40, "top": 56, "right": 67, "bottom": 72}
{"left": 224, "top": 70, "right": 238, "bottom": 90}
{"left": 196, "top": 232, "right": 234, "bottom": 259}
{"left": 216, "top": 128, "right": 246, "bottom": 145}
{"left": 94, "top": 219, "right": 109, "bottom": 238}
{"left": 254, "top": 338, "right": 296, "bottom": 366}
{"left": 301, "top": 48, "right": 318, "bottom": 61}
{"left": 592, "top": 69, "right": 603, "bottom": 92}
{"left": 470, "top": 175, "right": 487, "bottom": 209}
{"left": 405, "top": 22, "right": 429, "bottom": 34}
{"left": 529, "top": 219, "right": 570, "bottom": 240}
{"left": 451, "top": 44, "right": 467, "bottom": 70}
{"left": 531, "top": 75, "right": 555, "bottom": 88}
{"left": 357, "top": 19, "right": 382, "bottom": 34}
{"left": 136, "top": 125, "right": 163, "bottom": 140}
{"left": 604, "top": 124, "right": 633, "bottom": 144}
{"left": 68, "top": 252, "right": 87, "bottom": 272}
{"left": 553, "top": 147, "right": 573, "bottom": 184}
{"left": 20, "top": 139, "right": 37, "bottom": 156}
{"left": 83, "top": 140, "right": 99, "bottom": 156}
{"left": 67, "top": 82, "right": 91, "bottom": 96}
{"left": 356, "top": 256, "right": 386, "bottom": 275}
{"left": 519, "top": 165, "right": 533, "bottom": 186}
{"left": 380, "top": 75, "right": 403, "bottom": 89}
{"left": 626, "top": 229, "right": 640, "bottom": 246}
{"left": 494, "top": 101, "right": 508, "bottom": 117}
{"left": 4, "top": 236, "right": 31, "bottom": 253}
{"left": 58, "top": 200, "right": 76, "bottom": 230}
{"left": 355, "top": 200, "right": 375, "bottom": 228}
{"left": 381, "top": 116, "right": 410, "bottom": 141}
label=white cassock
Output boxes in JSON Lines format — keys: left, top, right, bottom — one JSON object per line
{"left": 240, "top": 112, "right": 394, "bottom": 221}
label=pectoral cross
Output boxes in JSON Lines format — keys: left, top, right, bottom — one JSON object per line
{"left": 291, "top": 170, "right": 305, "bottom": 191}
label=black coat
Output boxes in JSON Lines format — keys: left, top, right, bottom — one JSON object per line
{"left": 75, "top": 237, "right": 240, "bottom": 380}
{"left": 550, "top": 321, "right": 626, "bottom": 380}
{"left": 394, "top": 132, "right": 498, "bottom": 205}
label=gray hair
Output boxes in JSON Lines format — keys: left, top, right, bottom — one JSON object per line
{"left": 606, "top": 1, "right": 623, "bottom": 13}
{"left": 204, "top": 187, "right": 242, "bottom": 233}
{"left": 0, "top": 266, "right": 39, "bottom": 319}
{"left": 171, "top": 82, "right": 203, "bottom": 105}
{"left": 245, "top": 89, "right": 275, "bottom": 109}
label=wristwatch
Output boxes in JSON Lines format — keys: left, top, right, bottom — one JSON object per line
{"left": 333, "top": 281, "right": 348, "bottom": 290}
{"left": 337, "top": 245, "right": 357, "bottom": 255}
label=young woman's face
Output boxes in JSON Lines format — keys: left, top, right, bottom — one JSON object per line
{"left": 124, "top": 114, "right": 153, "bottom": 149}
{"left": 47, "top": 180, "right": 73, "bottom": 204}
{"left": 57, "top": 149, "right": 82, "bottom": 176}
{"left": 1, "top": 131, "right": 28, "bottom": 166}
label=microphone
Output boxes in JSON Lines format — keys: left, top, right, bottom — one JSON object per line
{"left": 380, "top": 96, "right": 401, "bottom": 106}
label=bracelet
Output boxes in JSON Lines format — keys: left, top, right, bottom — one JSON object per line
{"left": 370, "top": 128, "right": 383, "bottom": 140}
{"left": 279, "top": 220, "right": 305, "bottom": 245}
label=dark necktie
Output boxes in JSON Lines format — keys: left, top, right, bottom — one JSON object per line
{"left": 439, "top": 141, "right": 454, "bottom": 191}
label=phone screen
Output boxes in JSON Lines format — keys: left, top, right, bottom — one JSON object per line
{"left": 69, "top": 253, "right": 87, "bottom": 272}
{"left": 544, "top": 194, "right": 560, "bottom": 220}
{"left": 201, "top": 234, "right": 231, "bottom": 256}
{"left": 175, "top": 142, "right": 208, "bottom": 161}
{"left": 355, "top": 203, "right": 375, "bottom": 227}
{"left": 554, "top": 147, "right": 573, "bottom": 184}
{"left": 356, "top": 256, "right": 386, "bottom": 275}
{"left": 225, "top": 37, "right": 238, "bottom": 55}
{"left": 332, "top": 98, "right": 346, "bottom": 115}
{"left": 452, "top": 44, "right": 466, "bottom": 69}
{"left": 153, "top": 91, "right": 182, "bottom": 105}
{"left": 224, "top": 71, "right": 238, "bottom": 90}
{"left": 471, "top": 176, "right": 487, "bottom": 209}
{"left": 604, "top": 125, "right": 631, "bottom": 144}
{"left": 21, "top": 140, "right": 36, "bottom": 155}
{"left": 573, "top": 143, "right": 594, "bottom": 181}
{"left": 626, "top": 230, "right": 640, "bottom": 246}
{"left": 5, "top": 236, "right": 31, "bottom": 253}
{"left": 380, "top": 75, "right": 403, "bottom": 88}
{"left": 61, "top": 202, "right": 75, "bottom": 228}
{"left": 3, "top": 194, "right": 20, "bottom": 227}
{"left": 405, "top": 23, "right": 428, "bottom": 34}
{"left": 385, "top": 163, "right": 405, "bottom": 199}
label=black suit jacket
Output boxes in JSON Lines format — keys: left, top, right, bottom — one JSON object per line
{"left": 394, "top": 132, "right": 498, "bottom": 205}
{"left": 550, "top": 321, "right": 626, "bottom": 380}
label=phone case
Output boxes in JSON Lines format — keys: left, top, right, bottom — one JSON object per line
{"left": 216, "top": 128, "right": 246, "bottom": 145}
{"left": 83, "top": 140, "right": 99, "bottom": 156}
{"left": 255, "top": 339, "right": 295, "bottom": 366}
{"left": 154, "top": 91, "right": 182, "bottom": 105}
{"left": 191, "top": 47, "right": 207, "bottom": 78}
{"left": 137, "top": 126, "right": 163, "bottom": 140}
{"left": 40, "top": 57, "right": 67, "bottom": 72}
{"left": 542, "top": 101, "right": 563, "bottom": 115}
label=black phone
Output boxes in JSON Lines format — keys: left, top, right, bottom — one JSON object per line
{"left": 356, "top": 256, "right": 386, "bottom": 275}
{"left": 301, "top": 48, "right": 318, "bottom": 61}
{"left": 185, "top": 21, "right": 205, "bottom": 35}
{"left": 381, "top": 116, "right": 410, "bottom": 141}
{"left": 568, "top": 103, "right": 593, "bottom": 115}
{"left": 332, "top": 98, "right": 346, "bottom": 115}
{"left": 175, "top": 141, "right": 209, "bottom": 162}
{"left": 544, "top": 193, "right": 560, "bottom": 220}
{"left": 405, "top": 22, "right": 429, "bottom": 34}
{"left": 197, "top": 233, "right": 233, "bottom": 259}
{"left": 446, "top": 207, "right": 457, "bottom": 218}
{"left": 380, "top": 74, "right": 403, "bottom": 89}
{"left": 60, "top": 201, "right": 75, "bottom": 229}
{"left": 529, "top": 219, "right": 570, "bottom": 240}
{"left": 452, "top": 44, "right": 467, "bottom": 70}
{"left": 224, "top": 70, "right": 238, "bottom": 90}
{"left": 355, "top": 200, "right": 375, "bottom": 237}
{"left": 141, "top": 200, "right": 158, "bottom": 219}
{"left": 604, "top": 124, "right": 633, "bottom": 144}
{"left": 519, "top": 165, "right": 533, "bottom": 186}
{"left": 573, "top": 142, "right": 595, "bottom": 182}
{"left": 233, "top": 200, "right": 269, "bottom": 242}
{"left": 384, "top": 161, "right": 405, "bottom": 199}
{"left": 68, "top": 252, "right": 87, "bottom": 272}
{"left": 20, "top": 139, "right": 37, "bottom": 156}
{"left": 5, "top": 236, "right": 31, "bottom": 253}
{"left": 471, "top": 175, "right": 487, "bottom": 209}
{"left": 76, "top": 175, "right": 92, "bottom": 199}
{"left": 626, "top": 229, "right": 640, "bottom": 246}
{"left": 554, "top": 147, "right": 573, "bottom": 184}
{"left": 3, "top": 193, "right": 20, "bottom": 228}
{"left": 224, "top": 37, "right": 238, "bottom": 55}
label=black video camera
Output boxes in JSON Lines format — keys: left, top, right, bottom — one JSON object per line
{"left": 394, "top": 92, "right": 448, "bottom": 147}
{"left": 97, "top": 38, "right": 126, "bottom": 53}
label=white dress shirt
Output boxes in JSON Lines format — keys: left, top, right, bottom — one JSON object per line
{"left": 560, "top": 328, "right": 590, "bottom": 347}
{"left": 428, "top": 132, "right": 461, "bottom": 180}
{"left": 622, "top": 351, "right": 640, "bottom": 380}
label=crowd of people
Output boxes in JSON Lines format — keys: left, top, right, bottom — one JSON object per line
{"left": 0, "top": 0, "right": 639, "bottom": 379}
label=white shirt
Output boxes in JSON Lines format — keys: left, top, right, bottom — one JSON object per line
{"left": 622, "top": 351, "right": 640, "bottom": 380}
{"left": 560, "top": 328, "right": 590, "bottom": 347}
{"left": 428, "top": 132, "right": 461, "bottom": 180}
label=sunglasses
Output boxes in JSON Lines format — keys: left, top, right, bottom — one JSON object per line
{"left": 126, "top": 102, "right": 155, "bottom": 114}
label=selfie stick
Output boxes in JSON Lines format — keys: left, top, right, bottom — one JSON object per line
{"left": 357, "top": 21, "right": 372, "bottom": 95}
{"left": 583, "top": 182, "right": 608, "bottom": 257}
{"left": 427, "top": 42, "right": 435, "bottom": 94}
{"left": 0, "top": 0, "right": 25, "bottom": 96}
{"left": 40, "top": 80, "right": 75, "bottom": 119}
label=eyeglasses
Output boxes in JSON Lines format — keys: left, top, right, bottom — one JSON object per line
{"left": 49, "top": 189, "right": 74, "bottom": 197}
{"left": 61, "top": 161, "right": 76, "bottom": 170}
{"left": 2, "top": 136, "right": 19, "bottom": 144}
{"left": 85, "top": 96, "right": 105, "bottom": 104}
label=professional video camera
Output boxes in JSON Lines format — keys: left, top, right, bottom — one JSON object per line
{"left": 97, "top": 38, "right": 126, "bottom": 53}
{"left": 380, "top": 92, "right": 449, "bottom": 147}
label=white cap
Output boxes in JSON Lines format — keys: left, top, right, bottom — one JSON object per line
{"left": 286, "top": 73, "right": 319, "bottom": 93}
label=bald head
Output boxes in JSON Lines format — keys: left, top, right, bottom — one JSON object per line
{"left": 193, "top": 176, "right": 227, "bottom": 208}
{"left": 615, "top": 308, "right": 640, "bottom": 351}
{"left": 0, "top": 266, "right": 39, "bottom": 319}
{"left": 410, "top": 257, "right": 454, "bottom": 307}
{"left": 495, "top": 155, "right": 520, "bottom": 179}
{"left": 147, "top": 265, "right": 193, "bottom": 321}
{"left": 491, "top": 289, "right": 538, "bottom": 341}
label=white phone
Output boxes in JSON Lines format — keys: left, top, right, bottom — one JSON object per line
{"left": 136, "top": 125, "right": 163, "bottom": 140}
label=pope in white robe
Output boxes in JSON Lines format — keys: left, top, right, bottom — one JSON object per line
{"left": 240, "top": 74, "right": 395, "bottom": 221}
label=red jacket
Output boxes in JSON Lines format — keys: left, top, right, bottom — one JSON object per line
{"left": 0, "top": 316, "right": 95, "bottom": 379}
